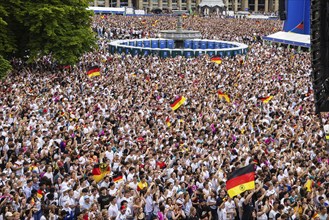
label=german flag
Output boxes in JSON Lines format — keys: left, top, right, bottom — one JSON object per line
{"left": 226, "top": 164, "right": 255, "bottom": 198}
{"left": 113, "top": 174, "right": 123, "bottom": 183}
{"left": 258, "top": 96, "right": 273, "bottom": 103}
{"left": 137, "top": 181, "right": 148, "bottom": 191}
{"left": 166, "top": 117, "right": 171, "bottom": 127}
{"left": 211, "top": 56, "right": 222, "bottom": 64}
{"left": 37, "top": 189, "right": 43, "bottom": 199}
{"left": 170, "top": 96, "right": 186, "bottom": 110}
{"left": 218, "top": 90, "right": 230, "bottom": 103}
{"left": 87, "top": 66, "right": 101, "bottom": 78}
{"left": 92, "top": 163, "right": 110, "bottom": 183}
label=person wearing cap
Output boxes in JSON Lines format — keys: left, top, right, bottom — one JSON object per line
{"left": 59, "top": 186, "right": 71, "bottom": 207}
{"left": 115, "top": 204, "right": 129, "bottom": 220}
{"left": 80, "top": 195, "right": 91, "bottom": 211}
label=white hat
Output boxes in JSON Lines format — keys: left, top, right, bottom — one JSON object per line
{"left": 61, "top": 186, "right": 71, "bottom": 193}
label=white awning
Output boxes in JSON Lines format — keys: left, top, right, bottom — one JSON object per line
{"left": 198, "top": 0, "right": 225, "bottom": 7}
{"left": 263, "top": 31, "right": 310, "bottom": 48}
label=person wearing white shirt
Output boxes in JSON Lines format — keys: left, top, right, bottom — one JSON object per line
{"left": 223, "top": 197, "right": 236, "bottom": 220}
{"left": 108, "top": 197, "right": 119, "bottom": 220}
{"left": 23, "top": 180, "right": 33, "bottom": 199}
{"left": 43, "top": 167, "right": 54, "bottom": 184}
{"left": 100, "top": 176, "right": 111, "bottom": 188}
{"left": 59, "top": 188, "right": 71, "bottom": 207}
{"left": 126, "top": 168, "right": 135, "bottom": 182}
{"left": 128, "top": 176, "right": 138, "bottom": 190}
{"left": 115, "top": 205, "right": 131, "bottom": 220}
{"left": 80, "top": 196, "right": 92, "bottom": 211}
{"left": 12, "top": 155, "right": 24, "bottom": 176}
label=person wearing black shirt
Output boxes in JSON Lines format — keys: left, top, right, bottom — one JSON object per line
{"left": 97, "top": 187, "right": 112, "bottom": 210}
{"left": 242, "top": 190, "right": 255, "bottom": 220}
{"left": 242, "top": 183, "right": 263, "bottom": 220}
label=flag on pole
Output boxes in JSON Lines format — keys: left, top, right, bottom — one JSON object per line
{"left": 226, "top": 164, "right": 255, "bottom": 198}
{"left": 92, "top": 163, "right": 110, "bottom": 183}
{"left": 258, "top": 96, "right": 273, "bottom": 103}
{"left": 87, "top": 66, "right": 101, "bottom": 78}
{"left": 211, "top": 56, "right": 222, "bottom": 64}
{"left": 296, "top": 21, "right": 304, "bottom": 30}
{"left": 218, "top": 90, "right": 231, "bottom": 103}
{"left": 170, "top": 96, "right": 186, "bottom": 110}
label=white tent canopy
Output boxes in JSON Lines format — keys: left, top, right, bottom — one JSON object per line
{"left": 198, "top": 0, "right": 225, "bottom": 7}
{"left": 263, "top": 31, "right": 310, "bottom": 48}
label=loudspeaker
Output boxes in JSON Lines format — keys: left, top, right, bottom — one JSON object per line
{"left": 311, "top": 0, "right": 329, "bottom": 113}
{"left": 279, "top": 0, "right": 286, "bottom": 20}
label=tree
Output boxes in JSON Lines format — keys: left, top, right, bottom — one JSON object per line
{"left": 0, "top": 55, "right": 12, "bottom": 79}
{"left": 0, "top": 0, "right": 96, "bottom": 66}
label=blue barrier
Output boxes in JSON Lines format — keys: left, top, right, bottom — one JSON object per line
{"left": 109, "top": 39, "right": 248, "bottom": 58}
{"left": 167, "top": 40, "right": 174, "bottom": 49}
{"left": 184, "top": 40, "right": 192, "bottom": 49}
{"left": 218, "top": 51, "right": 224, "bottom": 57}
{"left": 142, "top": 49, "right": 150, "bottom": 56}
{"left": 136, "top": 41, "right": 143, "bottom": 47}
{"left": 110, "top": 45, "right": 116, "bottom": 53}
{"left": 207, "top": 41, "right": 214, "bottom": 49}
{"left": 125, "top": 47, "right": 131, "bottom": 54}
{"left": 192, "top": 40, "right": 199, "bottom": 49}
{"left": 117, "top": 47, "right": 123, "bottom": 54}
{"left": 207, "top": 51, "right": 215, "bottom": 57}
{"left": 160, "top": 50, "right": 170, "bottom": 58}
{"left": 151, "top": 40, "right": 159, "bottom": 48}
{"left": 132, "top": 48, "right": 140, "bottom": 56}
{"left": 159, "top": 40, "right": 166, "bottom": 49}
{"left": 143, "top": 40, "right": 151, "bottom": 48}
{"left": 200, "top": 41, "right": 207, "bottom": 49}
{"left": 183, "top": 50, "right": 194, "bottom": 58}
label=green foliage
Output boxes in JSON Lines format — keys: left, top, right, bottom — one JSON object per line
{"left": 0, "top": 0, "right": 96, "bottom": 65}
{"left": 0, "top": 3, "right": 16, "bottom": 55}
{"left": 0, "top": 55, "right": 12, "bottom": 79}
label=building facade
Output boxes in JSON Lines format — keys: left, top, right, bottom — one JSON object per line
{"left": 90, "top": 0, "right": 279, "bottom": 13}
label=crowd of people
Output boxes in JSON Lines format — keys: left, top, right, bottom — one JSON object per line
{"left": 0, "top": 13, "right": 328, "bottom": 220}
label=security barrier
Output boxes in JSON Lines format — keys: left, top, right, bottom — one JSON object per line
{"left": 109, "top": 38, "right": 248, "bottom": 58}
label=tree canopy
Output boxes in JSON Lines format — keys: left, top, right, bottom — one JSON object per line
{"left": 0, "top": 0, "right": 96, "bottom": 78}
